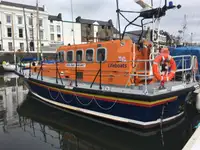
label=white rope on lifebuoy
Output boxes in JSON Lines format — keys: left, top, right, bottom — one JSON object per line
{"left": 59, "top": 90, "right": 73, "bottom": 104}
{"left": 48, "top": 88, "right": 60, "bottom": 101}
{"left": 93, "top": 96, "right": 117, "bottom": 111}
{"left": 74, "top": 94, "right": 93, "bottom": 106}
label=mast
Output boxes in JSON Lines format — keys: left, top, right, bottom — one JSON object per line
{"left": 23, "top": 7, "right": 29, "bottom": 53}
{"left": 182, "top": 14, "right": 187, "bottom": 43}
{"left": 70, "top": 0, "right": 75, "bottom": 44}
{"left": 11, "top": 13, "right": 16, "bottom": 64}
{"left": 36, "top": 0, "right": 39, "bottom": 60}
{"left": 39, "top": 24, "right": 43, "bottom": 60}
{"left": 190, "top": 32, "right": 193, "bottom": 45}
{"left": 151, "top": 0, "right": 153, "bottom": 7}
{"left": 31, "top": 13, "right": 35, "bottom": 51}
{"left": 116, "top": 0, "right": 121, "bottom": 40}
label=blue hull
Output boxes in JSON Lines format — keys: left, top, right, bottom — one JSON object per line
{"left": 26, "top": 78, "right": 192, "bottom": 128}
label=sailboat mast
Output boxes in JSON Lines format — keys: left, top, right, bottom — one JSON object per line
{"left": 11, "top": 13, "right": 16, "bottom": 64}
{"left": 151, "top": 0, "right": 153, "bottom": 7}
{"left": 116, "top": 0, "right": 121, "bottom": 40}
{"left": 31, "top": 13, "right": 35, "bottom": 51}
{"left": 23, "top": 7, "right": 29, "bottom": 53}
{"left": 70, "top": 0, "right": 75, "bottom": 44}
{"left": 36, "top": 0, "right": 39, "bottom": 60}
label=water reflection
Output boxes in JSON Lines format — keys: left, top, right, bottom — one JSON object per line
{"left": 17, "top": 96, "right": 198, "bottom": 150}
{"left": 0, "top": 73, "right": 28, "bottom": 133}
{"left": 0, "top": 73, "right": 199, "bottom": 150}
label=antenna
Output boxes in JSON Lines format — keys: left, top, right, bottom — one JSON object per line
{"left": 116, "top": 0, "right": 121, "bottom": 40}
{"left": 165, "top": 0, "right": 167, "bottom": 7}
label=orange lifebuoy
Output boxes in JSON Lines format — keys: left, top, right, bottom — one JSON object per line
{"left": 152, "top": 54, "right": 176, "bottom": 82}
{"left": 193, "top": 58, "right": 198, "bottom": 73}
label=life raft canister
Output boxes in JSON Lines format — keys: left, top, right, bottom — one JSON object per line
{"left": 152, "top": 53, "right": 176, "bottom": 82}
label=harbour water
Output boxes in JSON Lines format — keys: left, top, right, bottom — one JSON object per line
{"left": 0, "top": 73, "right": 199, "bottom": 150}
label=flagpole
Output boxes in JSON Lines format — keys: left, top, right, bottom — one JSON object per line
{"left": 11, "top": 13, "right": 16, "bottom": 65}
{"left": 23, "top": 7, "right": 29, "bottom": 53}
{"left": 36, "top": 0, "right": 39, "bottom": 61}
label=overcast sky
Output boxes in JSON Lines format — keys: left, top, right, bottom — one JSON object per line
{"left": 6, "top": 0, "right": 200, "bottom": 42}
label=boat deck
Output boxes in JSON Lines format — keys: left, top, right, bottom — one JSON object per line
{"left": 20, "top": 70, "right": 198, "bottom": 96}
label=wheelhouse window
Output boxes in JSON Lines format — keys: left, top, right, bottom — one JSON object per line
{"left": 67, "top": 51, "right": 73, "bottom": 62}
{"left": 76, "top": 50, "right": 83, "bottom": 62}
{"left": 97, "top": 48, "right": 106, "bottom": 62}
{"left": 57, "top": 51, "right": 64, "bottom": 62}
{"left": 86, "top": 49, "right": 93, "bottom": 62}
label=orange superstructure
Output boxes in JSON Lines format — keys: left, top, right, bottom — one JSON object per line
{"left": 32, "top": 39, "right": 156, "bottom": 86}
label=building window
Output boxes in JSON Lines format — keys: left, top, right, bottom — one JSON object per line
{"left": 29, "top": 18, "right": 33, "bottom": 26}
{"left": 50, "top": 25, "right": 54, "bottom": 32}
{"left": 7, "top": 27, "right": 12, "bottom": 37}
{"left": 29, "top": 28, "right": 33, "bottom": 39}
{"left": 50, "top": 34, "right": 54, "bottom": 41}
{"left": 19, "top": 28, "right": 23, "bottom": 38}
{"left": 40, "top": 30, "right": 44, "bottom": 40}
{"left": 76, "top": 50, "right": 83, "bottom": 62}
{"left": 57, "top": 34, "right": 61, "bottom": 41}
{"left": 39, "top": 19, "right": 43, "bottom": 27}
{"left": 18, "top": 16, "right": 22, "bottom": 24}
{"left": 20, "top": 43, "right": 24, "bottom": 51}
{"left": 86, "top": 49, "right": 94, "bottom": 62}
{"left": 6, "top": 15, "right": 11, "bottom": 23}
{"left": 8, "top": 42, "right": 12, "bottom": 51}
{"left": 97, "top": 48, "right": 106, "bottom": 62}
{"left": 30, "top": 41, "right": 34, "bottom": 51}
{"left": 57, "top": 25, "right": 61, "bottom": 33}
{"left": 67, "top": 51, "right": 73, "bottom": 62}
{"left": 50, "top": 20, "right": 53, "bottom": 23}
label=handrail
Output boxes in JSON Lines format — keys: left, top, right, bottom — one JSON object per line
{"left": 19, "top": 54, "right": 198, "bottom": 95}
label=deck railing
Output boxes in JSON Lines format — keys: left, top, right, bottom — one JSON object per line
{"left": 18, "top": 54, "right": 198, "bottom": 94}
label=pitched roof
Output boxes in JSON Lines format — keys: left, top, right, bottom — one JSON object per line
{"left": 75, "top": 16, "right": 113, "bottom": 26}
{"left": 0, "top": 1, "right": 44, "bottom": 11}
{"left": 48, "top": 13, "right": 62, "bottom": 21}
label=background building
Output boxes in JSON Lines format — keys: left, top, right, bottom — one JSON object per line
{"left": 0, "top": 1, "right": 119, "bottom": 54}
{"left": 0, "top": 1, "right": 49, "bottom": 52}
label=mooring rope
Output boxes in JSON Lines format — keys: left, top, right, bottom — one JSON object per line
{"left": 160, "top": 104, "right": 166, "bottom": 147}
